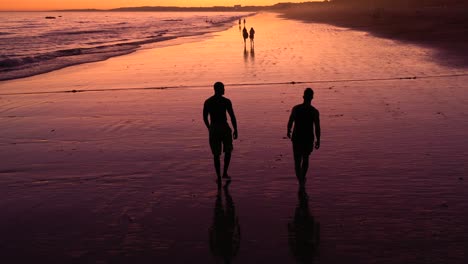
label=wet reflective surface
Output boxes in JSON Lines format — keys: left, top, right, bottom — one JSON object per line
{"left": 1, "top": 13, "right": 467, "bottom": 263}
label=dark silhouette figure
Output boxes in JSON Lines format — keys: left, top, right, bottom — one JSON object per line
{"left": 288, "top": 185, "right": 320, "bottom": 263}
{"left": 249, "top": 27, "right": 255, "bottom": 47}
{"left": 203, "top": 82, "right": 238, "bottom": 181}
{"left": 242, "top": 27, "right": 249, "bottom": 46}
{"left": 209, "top": 181, "right": 241, "bottom": 263}
{"left": 287, "top": 88, "right": 321, "bottom": 185}
{"left": 243, "top": 18, "right": 246, "bottom": 25}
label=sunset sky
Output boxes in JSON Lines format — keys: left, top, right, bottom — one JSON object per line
{"left": 1, "top": 0, "right": 306, "bottom": 11}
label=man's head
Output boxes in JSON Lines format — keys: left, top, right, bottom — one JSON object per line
{"left": 214, "top": 82, "right": 225, "bottom": 96}
{"left": 303, "top": 88, "right": 314, "bottom": 102}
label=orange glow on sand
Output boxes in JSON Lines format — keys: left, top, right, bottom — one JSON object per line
{"left": 1, "top": 0, "right": 306, "bottom": 11}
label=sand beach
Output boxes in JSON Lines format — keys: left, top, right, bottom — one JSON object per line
{"left": 277, "top": 2, "right": 468, "bottom": 68}
{"left": 1, "top": 12, "right": 468, "bottom": 263}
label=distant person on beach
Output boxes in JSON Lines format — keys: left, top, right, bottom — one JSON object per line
{"left": 249, "top": 27, "right": 255, "bottom": 46}
{"left": 243, "top": 18, "right": 246, "bottom": 25}
{"left": 242, "top": 27, "right": 249, "bottom": 45}
{"left": 204, "top": 82, "right": 238, "bottom": 182}
{"left": 287, "top": 88, "right": 321, "bottom": 185}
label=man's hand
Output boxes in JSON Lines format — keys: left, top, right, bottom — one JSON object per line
{"left": 233, "top": 130, "right": 238, "bottom": 140}
{"left": 287, "top": 131, "right": 291, "bottom": 139}
{"left": 315, "top": 141, "right": 320, "bottom": 149}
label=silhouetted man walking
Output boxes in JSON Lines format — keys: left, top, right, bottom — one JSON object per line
{"left": 242, "top": 27, "right": 249, "bottom": 46}
{"left": 249, "top": 27, "right": 255, "bottom": 47}
{"left": 287, "top": 88, "right": 321, "bottom": 185}
{"left": 204, "top": 82, "right": 238, "bottom": 182}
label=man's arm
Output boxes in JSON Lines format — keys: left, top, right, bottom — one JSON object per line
{"left": 287, "top": 107, "right": 295, "bottom": 139}
{"left": 227, "top": 101, "right": 238, "bottom": 139}
{"left": 203, "top": 101, "right": 210, "bottom": 129}
{"left": 314, "top": 110, "right": 321, "bottom": 149}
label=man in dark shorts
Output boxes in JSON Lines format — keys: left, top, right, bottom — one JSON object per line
{"left": 287, "top": 88, "right": 321, "bottom": 185}
{"left": 203, "top": 82, "right": 238, "bottom": 182}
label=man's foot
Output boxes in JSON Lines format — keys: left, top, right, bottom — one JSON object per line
{"left": 224, "top": 179, "right": 232, "bottom": 188}
{"left": 222, "top": 173, "right": 231, "bottom": 180}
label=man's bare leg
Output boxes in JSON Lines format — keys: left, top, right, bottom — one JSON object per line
{"left": 223, "top": 151, "right": 232, "bottom": 179}
{"left": 214, "top": 155, "right": 221, "bottom": 180}
{"left": 294, "top": 151, "right": 302, "bottom": 181}
{"left": 301, "top": 155, "right": 310, "bottom": 183}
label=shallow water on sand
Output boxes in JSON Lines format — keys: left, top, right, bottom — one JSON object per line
{"left": 0, "top": 12, "right": 248, "bottom": 81}
{"left": 0, "top": 13, "right": 468, "bottom": 264}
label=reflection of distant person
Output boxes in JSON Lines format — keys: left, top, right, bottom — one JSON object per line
{"left": 244, "top": 45, "right": 248, "bottom": 62}
{"left": 204, "top": 82, "right": 238, "bottom": 181}
{"left": 242, "top": 27, "right": 248, "bottom": 45}
{"left": 288, "top": 185, "right": 320, "bottom": 263}
{"left": 249, "top": 27, "right": 255, "bottom": 46}
{"left": 287, "top": 88, "right": 321, "bottom": 184}
{"left": 209, "top": 182, "right": 241, "bottom": 263}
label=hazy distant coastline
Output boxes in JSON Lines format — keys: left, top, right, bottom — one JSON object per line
{"left": 51, "top": 6, "right": 270, "bottom": 12}
{"left": 47, "top": 2, "right": 297, "bottom": 12}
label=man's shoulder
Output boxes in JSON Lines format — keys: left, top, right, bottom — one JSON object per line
{"left": 218, "top": 96, "right": 232, "bottom": 105}
{"left": 311, "top": 105, "right": 319, "bottom": 114}
{"left": 204, "top": 96, "right": 231, "bottom": 106}
{"left": 204, "top": 95, "right": 216, "bottom": 104}
{"left": 223, "top": 97, "right": 232, "bottom": 104}
{"left": 292, "top": 104, "right": 302, "bottom": 110}
{"left": 293, "top": 104, "right": 319, "bottom": 114}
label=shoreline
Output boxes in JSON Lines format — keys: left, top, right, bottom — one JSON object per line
{"left": 0, "top": 12, "right": 256, "bottom": 82}
{"left": 1, "top": 12, "right": 464, "bottom": 95}
{"left": 4, "top": 7, "right": 467, "bottom": 84}
{"left": 276, "top": 3, "right": 468, "bottom": 68}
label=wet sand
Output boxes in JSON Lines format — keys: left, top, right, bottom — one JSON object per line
{"left": 1, "top": 13, "right": 468, "bottom": 263}
{"left": 277, "top": 3, "right": 468, "bottom": 68}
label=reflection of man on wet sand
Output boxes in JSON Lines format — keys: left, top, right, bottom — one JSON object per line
{"left": 203, "top": 82, "right": 238, "bottom": 182}
{"left": 209, "top": 182, "right": 241, "bottom": 263}
{"left": 287, "top": 88, "right": 321, "bottom": 185}
{"left": 288, "top": 185, "right": 320, "bottom": 263}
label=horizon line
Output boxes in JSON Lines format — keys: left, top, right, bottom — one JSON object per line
{"left": 0, "top": 2, "right": 311, "bottom": 12}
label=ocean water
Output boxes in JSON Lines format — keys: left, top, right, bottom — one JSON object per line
{"left": 0, "top": 12, "right": 249, "bottom": 81}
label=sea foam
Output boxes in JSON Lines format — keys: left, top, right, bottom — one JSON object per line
{"left": 0, "top": 12, "right": 249, "bottom": 81}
